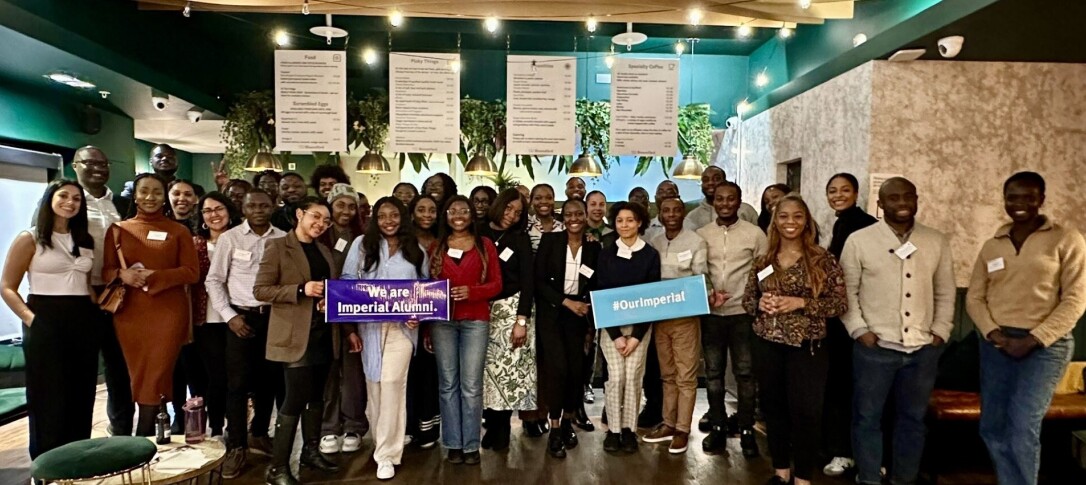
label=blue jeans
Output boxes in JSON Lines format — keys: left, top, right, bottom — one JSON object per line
{"left": 979, "top": 333, "right": 1073, "bottom": 485}
{"left": 431, "top": 320, "right": 489, "bottom": 452}
{"left": 852, "top": 342, "right": 945, "bottom": 485}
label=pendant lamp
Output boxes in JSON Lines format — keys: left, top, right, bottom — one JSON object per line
{"left": 355, "top": 151, "right": 391, "bottom": 174}
{"left": 244, "top": 149, "right": 283, "bottom": 172}
{"left": 569, "top": 152, "right": 603, "bottom": 177}
{"left": 672, "top": 154, "right": 703, "bottom": 179}
{"left": 464, "top": 153, "right": 497, "bottom": 176}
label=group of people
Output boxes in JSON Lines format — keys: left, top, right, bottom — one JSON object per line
{"left": 2, "top": 142, "right": 1082, "bottom": 485}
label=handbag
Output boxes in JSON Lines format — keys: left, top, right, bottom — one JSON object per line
{"left": 97, "top": 226, "right": 128, "bottom": 314}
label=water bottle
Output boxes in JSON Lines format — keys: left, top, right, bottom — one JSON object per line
{"left": 183, "top": 396, "right": 206, "bottom": 444}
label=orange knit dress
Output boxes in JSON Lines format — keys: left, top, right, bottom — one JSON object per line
{"left": 103, "top": 211, "right": 199, "bottom": 405}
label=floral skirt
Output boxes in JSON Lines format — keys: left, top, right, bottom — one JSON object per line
{"left": 483, "top": 293, "right": 537, "bottom": 410}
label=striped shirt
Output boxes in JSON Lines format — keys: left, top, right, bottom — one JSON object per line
{"left": 205, "top": 221, "right": 286, "bottom": 321}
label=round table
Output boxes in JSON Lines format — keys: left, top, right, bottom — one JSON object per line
{"left": 79, "top": 436, "right": 226, "bottom": 485}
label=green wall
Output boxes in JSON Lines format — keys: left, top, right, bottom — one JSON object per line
{"left": 0, "top": 81, "right": 135, "bottom": 193}
{"left": 134, "top": 138, "right": 193, "bottom": 182}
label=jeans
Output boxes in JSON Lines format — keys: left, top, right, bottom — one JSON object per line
{"left": 702, "top": 314, "right": 756, "bottom": 428}
{"left": 852, "top": 342, "right": 945, "bottom": 485}
{"left": 979, "top": 333, "right": 1073, "bottom": 485}
{"left": 432, "top": 320, "right": 489, "bottom": 452}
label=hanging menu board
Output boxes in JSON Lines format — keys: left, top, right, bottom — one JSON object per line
{"left": 609, "top": 58, "right": 679, "bottom": 157}
{"left": 389, "top": 53, "right": 461, "bottom": 154}
{"left": 506, "top": 55, "right": 576, "bottom": 155}
{"left": 274, "top": 50, "right": 347, "bottom": 152}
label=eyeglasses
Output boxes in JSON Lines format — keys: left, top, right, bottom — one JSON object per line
{"left": 446, "top": 209, "right": 471, "bottom": 216}
{"left": 78, "top": 160, "right": 110, "bottom": 169}
{"left": 304, "top": 210, "right": 332, "bottom": 226}
{"left": 201, "top": 206, "right": 228, "bottom": 215}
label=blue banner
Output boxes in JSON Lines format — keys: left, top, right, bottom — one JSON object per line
{"left": 325, "top": 279, "right": 450, "bottom": 323}
{"left": 589, "top": 275, "right": 710, "bottom": 329}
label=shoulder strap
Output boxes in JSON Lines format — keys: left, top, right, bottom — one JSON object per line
{"left": 112, "top": 225, "right": 128, "bottom": 270}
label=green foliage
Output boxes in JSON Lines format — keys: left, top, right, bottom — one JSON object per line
{"left": 220, "top": 90, "right": 275, "bottom": 177}
{"left": 574, "top": 99, "right": 617, "bottom": 173}
{"left": 678, "top": 103, "right": 714, "bottom": 167}
{"left": 460, "top": 98, "right": 506, "bottom": 160}
{"left": 486, "top": 170, "right": 520, "bottom": 193}
{"left": 355, "top": 93, "right": 389, "bottom": 153}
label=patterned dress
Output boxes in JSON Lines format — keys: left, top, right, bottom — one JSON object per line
{"left": 480, "top": 226, "right": 537, "bottom": 411}
{"left": 527, "top": 214, "right": 564, "bottom": 252}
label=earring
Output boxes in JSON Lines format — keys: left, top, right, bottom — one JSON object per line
{"left": 201, "top": 223, "right": 208, "bottom": 230}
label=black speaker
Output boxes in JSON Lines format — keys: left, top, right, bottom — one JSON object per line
{"left": 79, "top": 104, "right": 101, "bottom": 135}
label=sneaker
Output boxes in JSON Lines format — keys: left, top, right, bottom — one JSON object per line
{"left": 603, "top": 432, "right": 621, "bottom": 453}
{"left": 642, "top": 423, "right": 676, "bottom": 443}
{"left": 697, "top": 413, "right": 711, "bottom": 433}
{"left": 319, "top": 434, "right": 341, "bottom": 454}
{"left": 668, "top": 432, "right": 689, "bottom": 454}
{"left": 463, "top": 451, "right": 480, "bottom": 465}
{"left": 702, "top": 426, "right": 727, "bottom": 454}
{"left": 823, "top": 457, "right": 854, "bottom": 477}
{"left": 404, "top": 435, "right": 414, "bottom": 447}
{"left": 583, "top": 385, "right": 595, "bottom": 404}
{"left": 446, "top": 449, "right": 464, "bottom": 464}
{"left": 221, "top": 448, "right": 246, "bottom": 479}
{"left": 376, "top": 460, "right": 395, "bottom": 480}
{"left": 249, "top": 435, "right": 274, "bottom": 456}
{"left": 547, "top": 431, "right": 567, "bottom": 458}
{"left": 740, "top": 428, "right": 760, "bottom": 458}
{"left": 620, "top": 428, "right": 638, "bottom": 453}
{"left": 341, "top": 432, "right": 362, "bottom": 453}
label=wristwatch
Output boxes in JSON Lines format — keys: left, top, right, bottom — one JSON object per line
{"left": 516, "top": 317, "right": 527, "bottom": 327}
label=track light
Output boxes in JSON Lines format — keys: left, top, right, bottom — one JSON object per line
{"left": 389, "top": 10, "right": 404, "bottom": 27}
{"left": 182, "top": 1, "right": 191, "bottom": 17}
{"left": 275, "top": 31, "right": 290, "bottom": 47}
{"left": 779, "top": 27, "right": 793, "bottom": 39}
{"left": 675, "top": 41, "right": 686, "bottom": 55}
{"left": 738, "top": 24, "right": 753, "bottom": 38}
{"left": 485, "top": 17, "right": 500, "bottom": 33}
{"left": 688, "top": 9, "right": 703, "bottom": 26}
{"left": 363, "top": 48, "right": 377, "bottom": 65}
{"left": 755, "top": 71, "right": 769, "bottom": 87}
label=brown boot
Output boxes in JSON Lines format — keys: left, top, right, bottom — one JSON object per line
{"left": 669, "top": 431, "right": 689, "bottom": 454}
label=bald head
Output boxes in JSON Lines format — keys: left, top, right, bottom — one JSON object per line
{"left": 72, "top": 145, "right": 110, "bottom": 191}
{"left": 878, "top": 177, "right": 916, "bottom": 200}
{"left": 877, "top": 177, "right": 918, "bottom": 225}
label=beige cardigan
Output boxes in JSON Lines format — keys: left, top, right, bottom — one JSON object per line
{"left": 840, "top": 221, "right": 956, "bottom": 349}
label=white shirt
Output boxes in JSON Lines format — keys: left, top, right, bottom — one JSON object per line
{"left": 28, "top": 232, "right": 92, "bottom": 296}
{"left": 204, "top": 241, "right": 224, "bottom": 323}
{"left": 84, "top": 188, "right": 122, "bottom": 286}
{"left": 205, "top": 221, "right": 287, "bottom": 321}
{"left": 563, "top": 245, "right": 583, "bottom": 295}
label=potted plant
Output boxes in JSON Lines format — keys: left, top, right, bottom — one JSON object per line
{"left": 459, "top": 98, "right": 505, "bottom": 175}
{"left": 220, "top": 90, "right": 276, "bottom": 177}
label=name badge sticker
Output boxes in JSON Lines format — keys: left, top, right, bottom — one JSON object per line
{"left": 147, "top": 231, "right": 168, "bottom": 241}
{"left": 578, "top": 265, "right": 595, "bottom": 278}
{"left": 499, "top": 247, "right": 514, "bottom": 262}
{"left": 895, "top": 241, "right": 918, "bottom": 260}
{"left": 233, "top": 249, "right": 253, "bottom": 262}
{"left": 334, "top": 239, "right": 348, "bottom": 252}
{"left": 987, "top": 257, "right": 1005, "bottom": 273}
{"left": 447, "top": 248, "right": 464, "bottom": 258}
{"left": 677, "top": 250, "right": 693, "bottom": 263}
{"left": 757, "top": 265, "right": 775, "bottom": 282}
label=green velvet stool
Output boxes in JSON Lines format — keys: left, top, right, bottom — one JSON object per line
{"left": 31, "top": 436, "right": 157, "bottom": 484}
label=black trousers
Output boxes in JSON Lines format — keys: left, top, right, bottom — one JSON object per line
{"left": 281, "top": 363, "right": 331, "bottom": 416}
{"left": 172, "top": 342, "right": 208, "bottom": 426}
{"left": 640, "top": 331, "right": 662, "bottom": 421}
{"left": 822, "top": 317, "right": 853, "bottom": 458}
{"left": 753, "top": 336, "right": 829, "bottom": 481}
{"left": 99, "top": 311, "right": 134, "bottom": 435}
{"left": 224, "top": 310, "right": 283, "bottom": 449}
{"left": 406, "top": 332, "right": 441, "bottom": 441}
{"left": 538, "top": 306, "right": 586, "bottom": 419}
{"left": 193, "top": 323, "right": 228, "bottom": 435}
{"left": 24, "top": 295, "right": 101, "bottom": 458}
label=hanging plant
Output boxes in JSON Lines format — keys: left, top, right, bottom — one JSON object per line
{"left": 486, "top": 170, "right": 520, "bottom": 193}
{"left": 678, "top": 103, "right": 714, "bottom": 167}
{"left": 460, "top": 98, "right": 505, "bottom": 159}
{"left": 220, "top": 90, "right": 276, "bottom": 177}
{"left": 355, "top": 92, "right": 389, "bottom": 153}
{"left": 567, "top": 99, "right": 617, "bottom": 174}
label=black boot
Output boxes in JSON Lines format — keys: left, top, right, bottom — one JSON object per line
{"left": 547, "top": 429, "right": 566, "bottom": 458}
{"left": 300, "top": 406, "right": 339, "bottom": 472}
{"left": 490, "top": 411, "right": 511, "bottom": 451}
{"left": 560, "top": 419, "right": 578, "bottom": 449}
{"left": 265, "top": 413, "right": 299, "bottom": 485}
{"left": 135, "top": 404, "right": 157, "bottom": 437}
{"left": 573, "top": 406, "right": 595, "bottom": 432}
{"left": 481, "top": 410, "right": 495, "bottom": 449}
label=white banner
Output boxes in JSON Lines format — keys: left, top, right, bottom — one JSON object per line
{"left": 274, "top": 50, "right": 347, "bottom": 152}
{"left": 506, "top": 55, "right": 576, "bottom": 155}
{"left": 389, "top": 53, "right": 461, "bottom": 154}
{"left": 609, "top": 58, "right": 679, "bottom": 157}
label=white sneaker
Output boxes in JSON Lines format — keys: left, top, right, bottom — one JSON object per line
{"left": 376, "top": 461, "right": 395, "bottom": 480}
{"left": 404, "top": 435, "right": 414, "bottom": 447}
{"left": 319, "top": 434, "right": 341, "bottom": 454}
{"left": 342, "top": 432, "right": 362, "bottom": 452}
{"left": 822, "top": 456, "right": 854, "bottom": 476}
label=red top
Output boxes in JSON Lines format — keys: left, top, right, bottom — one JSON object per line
{"left": 435, "top": 237, "right": 503, "bottom": 322}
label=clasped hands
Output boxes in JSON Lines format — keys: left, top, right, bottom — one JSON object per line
{"left": 758, "top": 293, "right": 806, "bottom": 315}
{"left": 119, "top": 268, "right": 155, "bottom": 288}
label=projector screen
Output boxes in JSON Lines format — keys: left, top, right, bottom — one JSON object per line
{"left": 0, "top": 163, "right": 49, "bottom": 341}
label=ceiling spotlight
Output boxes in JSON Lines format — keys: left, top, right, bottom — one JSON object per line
{"left": 389, "top": 10, "right": 404, "bottom": 27}
{"left": 182, "top": 1, "right": 191, "bottom": 17}
{"left": 737, "top": 100, "right": 751, "bottom": 115}
{"left": 275, "top": 30, "right": 290, "bottom": 47}
{"left": 586, "top": 17, "right": 598, "bottom": 33}
{"left": 779, "top": 27, "right": 793, "bottom": 39}
{"left": 675, "top": 41, "right": 686, "bottom": 55}
{"left": 738, "top": 24, "right": 753, "bottom": 38}
{"left": 604, "top": 54, "right": 615, "bottom": 69}
{"left": 755, "top": 71, "right": 769, "bottom": 87}
{"left": 853, "top": 33, "right": 867, "bottom": 47}
{"left": 484, "top": 17, "right": 500, "bottom": 33}
{"left": 449, "top": 59, "right": 462, "bottom": 73}
{"left": 302, "top": 0, "right": 310, "bottom": 15}
{"left": 799, "top": 0, "right": 812, "bottom": 9}
{"left": 688, "top": 9, "right": 703, "bottom": 26}
{"left": 363, "top": 48, "right": 377, "bottom": 65}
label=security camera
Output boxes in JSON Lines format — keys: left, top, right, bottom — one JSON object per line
{"left": 152, "top": 95, "right": 169, "bottom": 111}
{"left": 725, "top": 116, "right": 740, "bottom": 130}
{"left": 186, "top": 107, "right": 203, "bottom": 123}
{"left": 938, "top": 36, "right": 964, "bottom": 58}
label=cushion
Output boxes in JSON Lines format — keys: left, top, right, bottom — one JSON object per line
{"left": 32, "top": 437, "right": 157, "bottom": 481}
{"left": 0, "top": 344, "right": 24, "bottom": 371}
{"left": 929, "top": 389, "right": 1086, "bottom": 421}
{"left": 0, "top": 387, "right": 26, "bottom": 417}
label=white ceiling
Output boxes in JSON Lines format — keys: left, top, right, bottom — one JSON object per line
{"left": 134, "top": 119, "right": 226, "bottom": 154}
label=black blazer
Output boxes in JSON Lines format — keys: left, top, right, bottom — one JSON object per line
{"left": 534, "top": 231, "right": 601, "bottom": 325}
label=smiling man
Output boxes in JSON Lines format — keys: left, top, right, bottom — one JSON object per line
{"left": 684, "top": 166, "right": 757, "bottom": 232}
{"left": 839, "top": 177, "right": 956, "bottom": 485}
